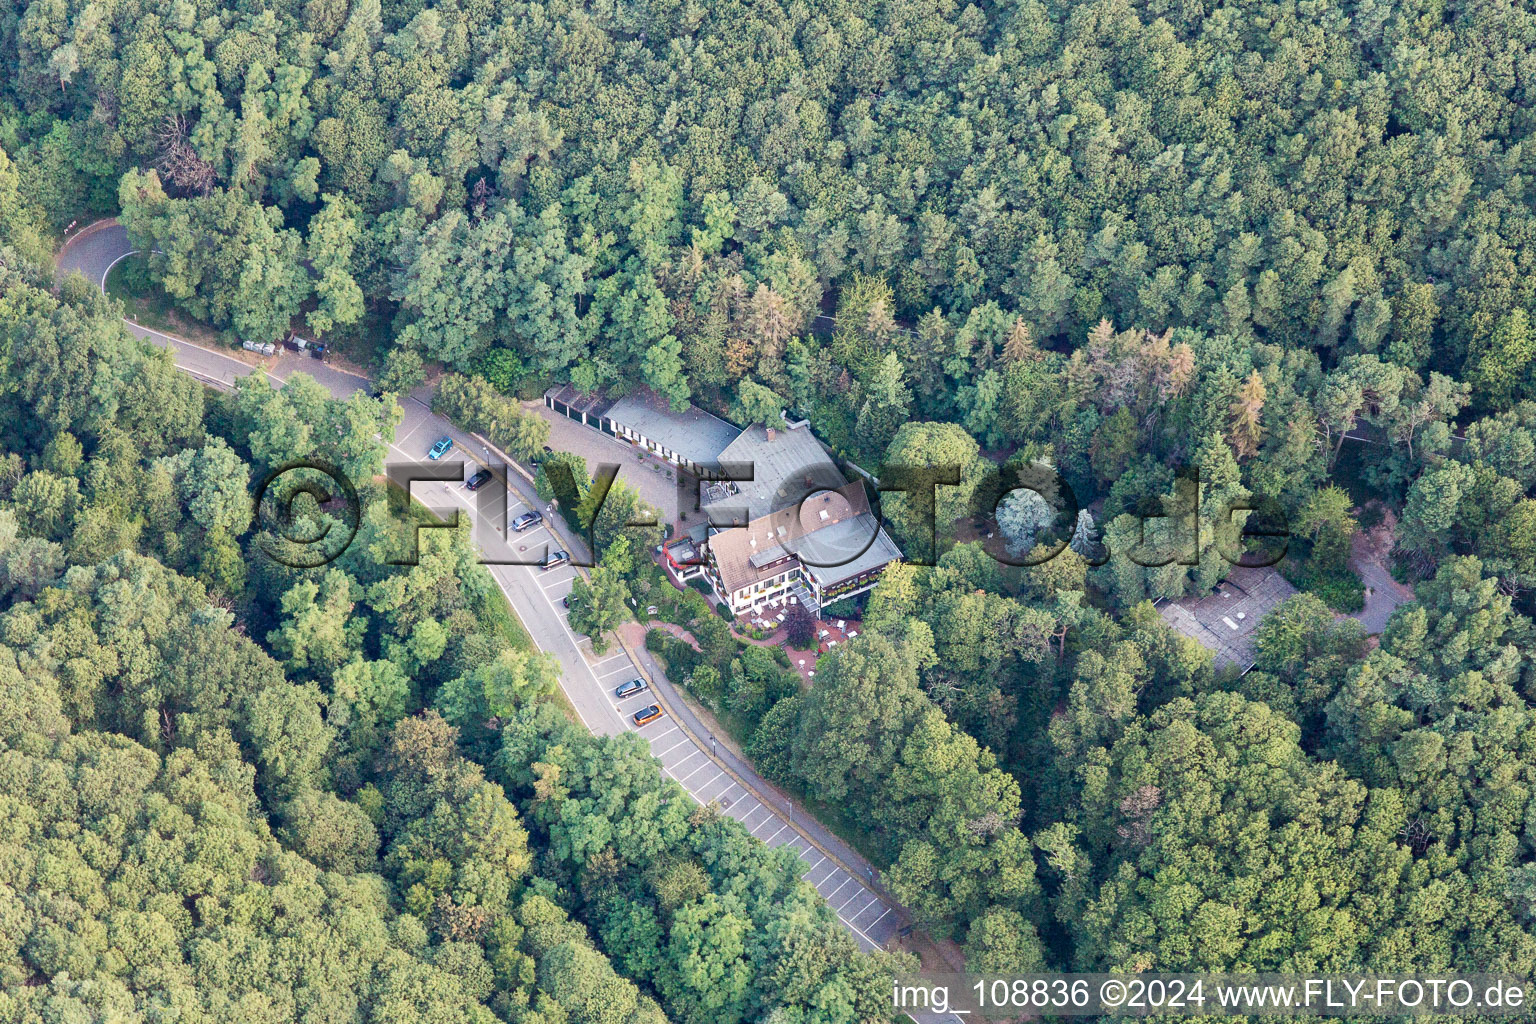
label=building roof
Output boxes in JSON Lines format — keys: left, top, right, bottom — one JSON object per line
{"left": 603, "top": 387, "right": 740, "bottom": 469}
{"left": 800, "top": 518, "right": 904, "bottom": 590}
{"left": 708, "top": 481, "right": 900, "bottom": 596}
{"left": 705, "top": 422, "right": 841, "bottom": 524}
{"left": 544, "top": 383, "right": 615, "bottom": 420}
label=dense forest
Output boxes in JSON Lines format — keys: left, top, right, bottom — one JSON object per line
{"left": 5, "top": 0, "right": 1536, "bottom": 1016}
{"left": 0, "top": 173, "right": 910, "bottom": 1020}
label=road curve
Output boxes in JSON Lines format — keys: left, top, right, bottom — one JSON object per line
{"left": 55, "top": 221, "right": 957, "bottom": 1015}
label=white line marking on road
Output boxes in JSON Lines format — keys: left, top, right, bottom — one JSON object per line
{"left": 850, "top": 897, "right": 888, "bottom": 925}
{"left": 822, "top": 877, "right": 854, "bottom": 902}
{"left": 669, "top": 751, "right": 709, "bottom": 775}
{"left": 679, "top": 760, "right": 715, "bottom": 784}
{"left": 692, "top": 769, "right": 726, "bottom": 793}
{"left": 839, "top": 892, "right": 877, "bottom": 916}
{"left": 654, "top": 737, "right": 692, "bottom": 759}
{"left": 862, "top": 906, "right": 893, "bottom": 931}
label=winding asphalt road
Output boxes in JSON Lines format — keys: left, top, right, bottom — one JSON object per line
{"left": 55, "top": 221, "right": 954, "bottom": 1012}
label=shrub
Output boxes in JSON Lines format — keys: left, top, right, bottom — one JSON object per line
{"left": 784, "top": 604, "right": 817, "bottom": 649}
{"left": 745, "top": 696, "right": 801, "bottom": 786}
{"left": 473, "top": 348, "right": 527, "bottom": 393}
{"left": 432, "top": 372, "right": 549, "bottom": 461}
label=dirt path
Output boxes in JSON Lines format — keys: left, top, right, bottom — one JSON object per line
{"left": 1348, "top": 509, "right": 1415, "bottom": 635}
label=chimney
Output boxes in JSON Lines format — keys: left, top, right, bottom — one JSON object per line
{"left": 765, "top": 427, "right": 777, "bottom": 441}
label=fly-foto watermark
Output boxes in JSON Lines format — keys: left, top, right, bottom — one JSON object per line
{"left": 251, "top": 456, "right": 1292, "bottom": 571}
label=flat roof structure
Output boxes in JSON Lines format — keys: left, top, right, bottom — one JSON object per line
{"left": 544, "top": 382, "right": 615, "bottom": 421}
{"left": 1156, "top": 565, "right": 1297, "bottom": 670}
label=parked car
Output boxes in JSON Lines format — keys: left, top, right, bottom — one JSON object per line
{"left": 615, "top": 678, "right": 648, "bottom": 699}
{"left": 540, "top": 550, "right": 570, "bottom": 571}
{"left": 512, "top": 510, "right": 543, "bottom": 532}
{"left": 465, "top": 469, "right": 493, "bottom": 491}
{"left": 428, "top": 436, "right": 453, "bottom": 460}
{"left": 632, "top": 704, "right": 663, "bottom": 726}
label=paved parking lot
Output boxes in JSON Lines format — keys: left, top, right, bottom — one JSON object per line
{"left": 406, "top": 464, "right": 901, "bottom": 952}
{"left": 527, "top": 401, "right": 683, "bottom": 526}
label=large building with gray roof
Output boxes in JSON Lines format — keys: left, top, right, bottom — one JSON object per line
{"left": 545, "top": 383, "right": 903, "bottom": 616}
{"left": 702, "top": 481, "right": 903, "bottom": 615}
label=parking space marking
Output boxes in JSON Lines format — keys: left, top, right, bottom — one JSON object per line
{"left": 679, "top": 760, "right": 715, "bottom": 784}
{"left": 851, "top": 898, "right": 891, "bottom": 928}
{"left": 690, "top": 767, "right": 726, "bottom": 791}
{"left": 863, "top": 907, "right": 895, "bottom": 935}
{"left": 821, "top": 876, "right": 854, "bottom": 902}
{"left": 613, "top": 690, "right": 652, "bottom": 706}
{"left": 806, "top": 866, "right": 839, "bottom": 890}
{"left": 641, "top": 722, "right": 680, "bottom": 740}
{"left": 839, "top": 892, "right": 878, "bottom": 918}
{"left": 729, "top": 799, "right": 764, "bottom": 827}
{"left": 805, "top": 861, "right": 837, "bottom": 886}
{"left": 669, "top": 749, "right": 709, "bottom": 775}
{"left": 748, "top": 813, "right": 778, "bottom": 837}
{"left": 652, "top": 739, "right": 691, "bottom": 761}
